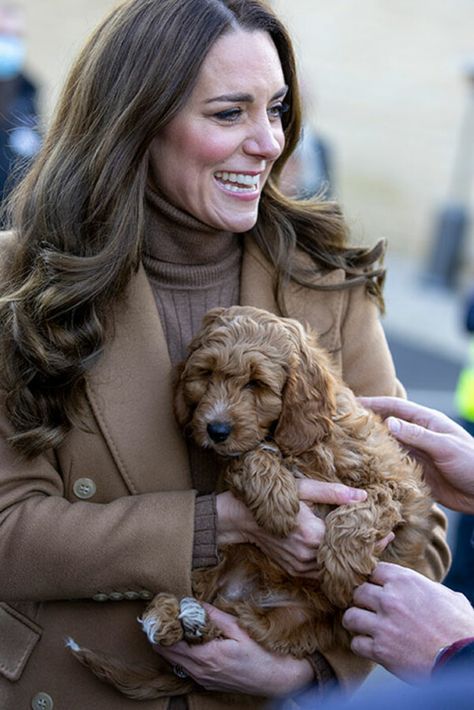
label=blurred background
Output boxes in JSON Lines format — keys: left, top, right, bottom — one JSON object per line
{"left": 4, "top": 0, "right": 474, "bottom": 689}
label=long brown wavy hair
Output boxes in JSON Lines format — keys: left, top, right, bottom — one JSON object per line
{"left": 0, "top": 0, "right": 385, "bottom": 458}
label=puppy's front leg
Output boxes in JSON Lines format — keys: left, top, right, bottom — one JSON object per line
{"left": 225, "top": 444, "right": 299, "bottom": 537}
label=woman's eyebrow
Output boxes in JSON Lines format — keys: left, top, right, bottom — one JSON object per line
{"left": 205, "top": 85, "right": 288, "bottom": 104}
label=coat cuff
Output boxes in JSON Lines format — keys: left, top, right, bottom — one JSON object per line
{"left": 192, "top": 494, "right": 219, "bottom": 569}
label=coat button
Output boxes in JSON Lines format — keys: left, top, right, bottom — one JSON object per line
{"left": 124, "top": 591, "right": 140, "bottom": 600}
{"left": 73, "top": 478, "right": 97, "bottom": 499}
{"left": 92, "top": 593, "right": 109, "bottom": 602}
{"left": 109, "top": 592, "right": 124, "bottom": 601}
{"left": 31, "top": 692, "right": 54, "bottom": 710}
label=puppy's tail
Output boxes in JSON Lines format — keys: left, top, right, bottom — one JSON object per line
{"left": 65, "top": 637, "right": 193, "bottom": 700}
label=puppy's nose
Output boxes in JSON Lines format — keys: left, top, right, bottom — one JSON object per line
{"left": 207, "top": 421, "right": 232, "bottom": 443}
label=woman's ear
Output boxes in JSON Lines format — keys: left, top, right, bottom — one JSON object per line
{"left": 274, "top": 323, "right": 337, "bottom": 455}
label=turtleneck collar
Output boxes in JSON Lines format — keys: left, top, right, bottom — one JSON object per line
{"left": 144, "top": 183, "right": 241, "bottom": 266}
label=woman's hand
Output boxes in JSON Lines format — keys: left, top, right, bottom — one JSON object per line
{"left": 153, "top": 604, "right": 314, "bottom": 696}
{"left": 216, "top": 480, "right": 367, "bottom": 579}
{"left": 359, "top": 396, "right": 474, "bottom": 513}
{"left": 342, "top": 561, "right": 474, "bottom": 681}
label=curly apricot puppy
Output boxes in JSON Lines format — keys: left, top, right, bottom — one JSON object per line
{"left": 69, "top": 306, "right": 437, "bottom": 699}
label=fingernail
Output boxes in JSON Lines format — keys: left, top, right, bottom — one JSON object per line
{"left": 387, "top": 417, "right": 401, "bottom": 434}
{"left": 349, "top": 489, "right": 367, "bottom": 501}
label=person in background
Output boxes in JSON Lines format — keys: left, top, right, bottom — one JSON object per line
{"left": 341, "top": 397, "right": 474, "bottom": 681}
{"left": 445, "top": 288, "right": 474, "bottom": 604}
{"left": 279, "top": 81, "right": 333, "bottom": 199}
{"left": 0, "top": 3, "right": 41, "bottom": 209}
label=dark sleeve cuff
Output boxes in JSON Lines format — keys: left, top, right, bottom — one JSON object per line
{"left": 433, "top": 638, "right": 474, "bottom": 673}
{"left": 192, "top": 494, "right": 219, "bottom": 569}
{"left": 306, "top": 651, "right": 338, "bottom": 689}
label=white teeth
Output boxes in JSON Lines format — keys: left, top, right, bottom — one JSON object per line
{"left": 215, "top": 171, "right": 259, "bottom": 191}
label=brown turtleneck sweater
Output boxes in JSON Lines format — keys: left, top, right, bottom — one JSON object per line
{"left": 143, "top": 186, "right": 242, "bottom": 569}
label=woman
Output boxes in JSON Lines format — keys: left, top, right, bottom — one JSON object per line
{"left": 0, "top": 1, "right": 450, "bottom": 708}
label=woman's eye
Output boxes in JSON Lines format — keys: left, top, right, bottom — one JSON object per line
{"left": 214, "top": 108, "right": 242, "bottom": 123}
{"left": 268, "top": 102, "right": 289, "bottom": 120}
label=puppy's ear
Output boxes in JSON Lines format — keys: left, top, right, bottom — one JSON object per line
{"left": 185, "top": 307, "right": 227, "bottom": 354}
{"left": 274, "top": 322, "right": 337, "bottom": 455}
{"left": 173, "top": 362, "right": 192, "bottom": 427}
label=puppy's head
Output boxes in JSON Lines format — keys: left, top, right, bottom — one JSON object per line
{"left": 174, "top": 306, "right": 336, "bottom": 457}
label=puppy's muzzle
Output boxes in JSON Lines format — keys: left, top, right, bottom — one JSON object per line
{"left": 207, "top": 421, "right": 233, "bottom": 443}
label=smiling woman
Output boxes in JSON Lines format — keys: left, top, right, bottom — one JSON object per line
{"left": 0, "top": 0, "right": 450, "bottom": 709}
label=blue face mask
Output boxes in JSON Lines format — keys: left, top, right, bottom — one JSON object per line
{"left": 0, "top": 34, "right": 25, "bottom": 80}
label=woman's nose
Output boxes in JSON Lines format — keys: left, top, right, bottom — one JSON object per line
{"left": 243, "top": 119, "right": 283, "bottom": 161}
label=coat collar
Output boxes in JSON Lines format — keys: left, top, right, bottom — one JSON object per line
{"left": 86, "top": 238, "right": 345, "bottom": 492}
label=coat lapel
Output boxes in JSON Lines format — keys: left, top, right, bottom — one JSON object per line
{"left": 241, "top": 237, "right": 346, "bottom": 352}
{"left": 86, "top": 264, "right": 191, "bottom": 494}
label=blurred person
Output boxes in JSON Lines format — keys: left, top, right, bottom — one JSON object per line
{"left": 279, "top": 82, "right": 333, "bottom": 199}
{"left": 0, "top": 3, "right": 41, "bottom": 208}
{"left": 341, "top": 397, "right": 474, "bottom": 682}
{"left": 273, "top": 667, "right": 474, "bottom": 710}
{"left": 0, "top": 1, "right": 449, "bottom": 708}
{"left": 444, "top": 291, "right": 474, "bottom": 605}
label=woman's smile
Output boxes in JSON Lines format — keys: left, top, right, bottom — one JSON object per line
{"left": 213, "top": 171, "right": 261, "bottom": 199}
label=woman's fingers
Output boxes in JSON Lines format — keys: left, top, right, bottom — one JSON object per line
{"left": 297, "top": 478, "right": 367, "bottom": 505}
{"left": 201, "top": 603, "right": 241, "bottom": 638}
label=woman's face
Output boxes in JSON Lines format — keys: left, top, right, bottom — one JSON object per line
{"left": 149, "top": 29, "right": 287, "bottom": 232}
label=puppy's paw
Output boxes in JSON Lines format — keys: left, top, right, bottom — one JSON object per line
{"left": 139, "top": 593, "right": 183, "bottom": 646}
{"left": 178, "top": 597, "right": 207, "bottom": 642}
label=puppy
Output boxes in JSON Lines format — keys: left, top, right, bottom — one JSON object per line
{"left": 68, "top": 305, "right": 437, "bottom": 699}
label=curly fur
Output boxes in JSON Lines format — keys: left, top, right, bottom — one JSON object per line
{"left": 70, "top": 305, "right": 436, "bottom": 699}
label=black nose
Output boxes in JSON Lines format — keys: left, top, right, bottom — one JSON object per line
{"left": 207, "top": 421, "right": 232, "bottom": 443}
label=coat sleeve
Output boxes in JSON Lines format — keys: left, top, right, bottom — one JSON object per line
{"left": 0, "top": 397, "right": 196, "bottom": 602}
{"left": 339, "top": 282, "right": 405, "bottom": 397}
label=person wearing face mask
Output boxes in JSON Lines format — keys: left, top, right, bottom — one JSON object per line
{"left": 0, "top": 3, "right": 41, "bottom": 209}
{"left": 0, "top": 1, "right": 449, "bottom": 709}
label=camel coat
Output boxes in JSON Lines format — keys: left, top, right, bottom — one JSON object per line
{"left": 0, "top": 233, "right": 450, "bottom": 710}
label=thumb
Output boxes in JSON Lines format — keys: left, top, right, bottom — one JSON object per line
{"left": 298, "top": 478, "right": 367, "bottom": 505}
{"left": 201, "top": 603, "right": 243, "bottom": 639}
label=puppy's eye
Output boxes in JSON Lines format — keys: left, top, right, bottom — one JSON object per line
{"left": 244, "top": 379, "right": 264, "bottom": 390}
{"left": 193, "top": 368, "right": 212, "bottom": 379}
